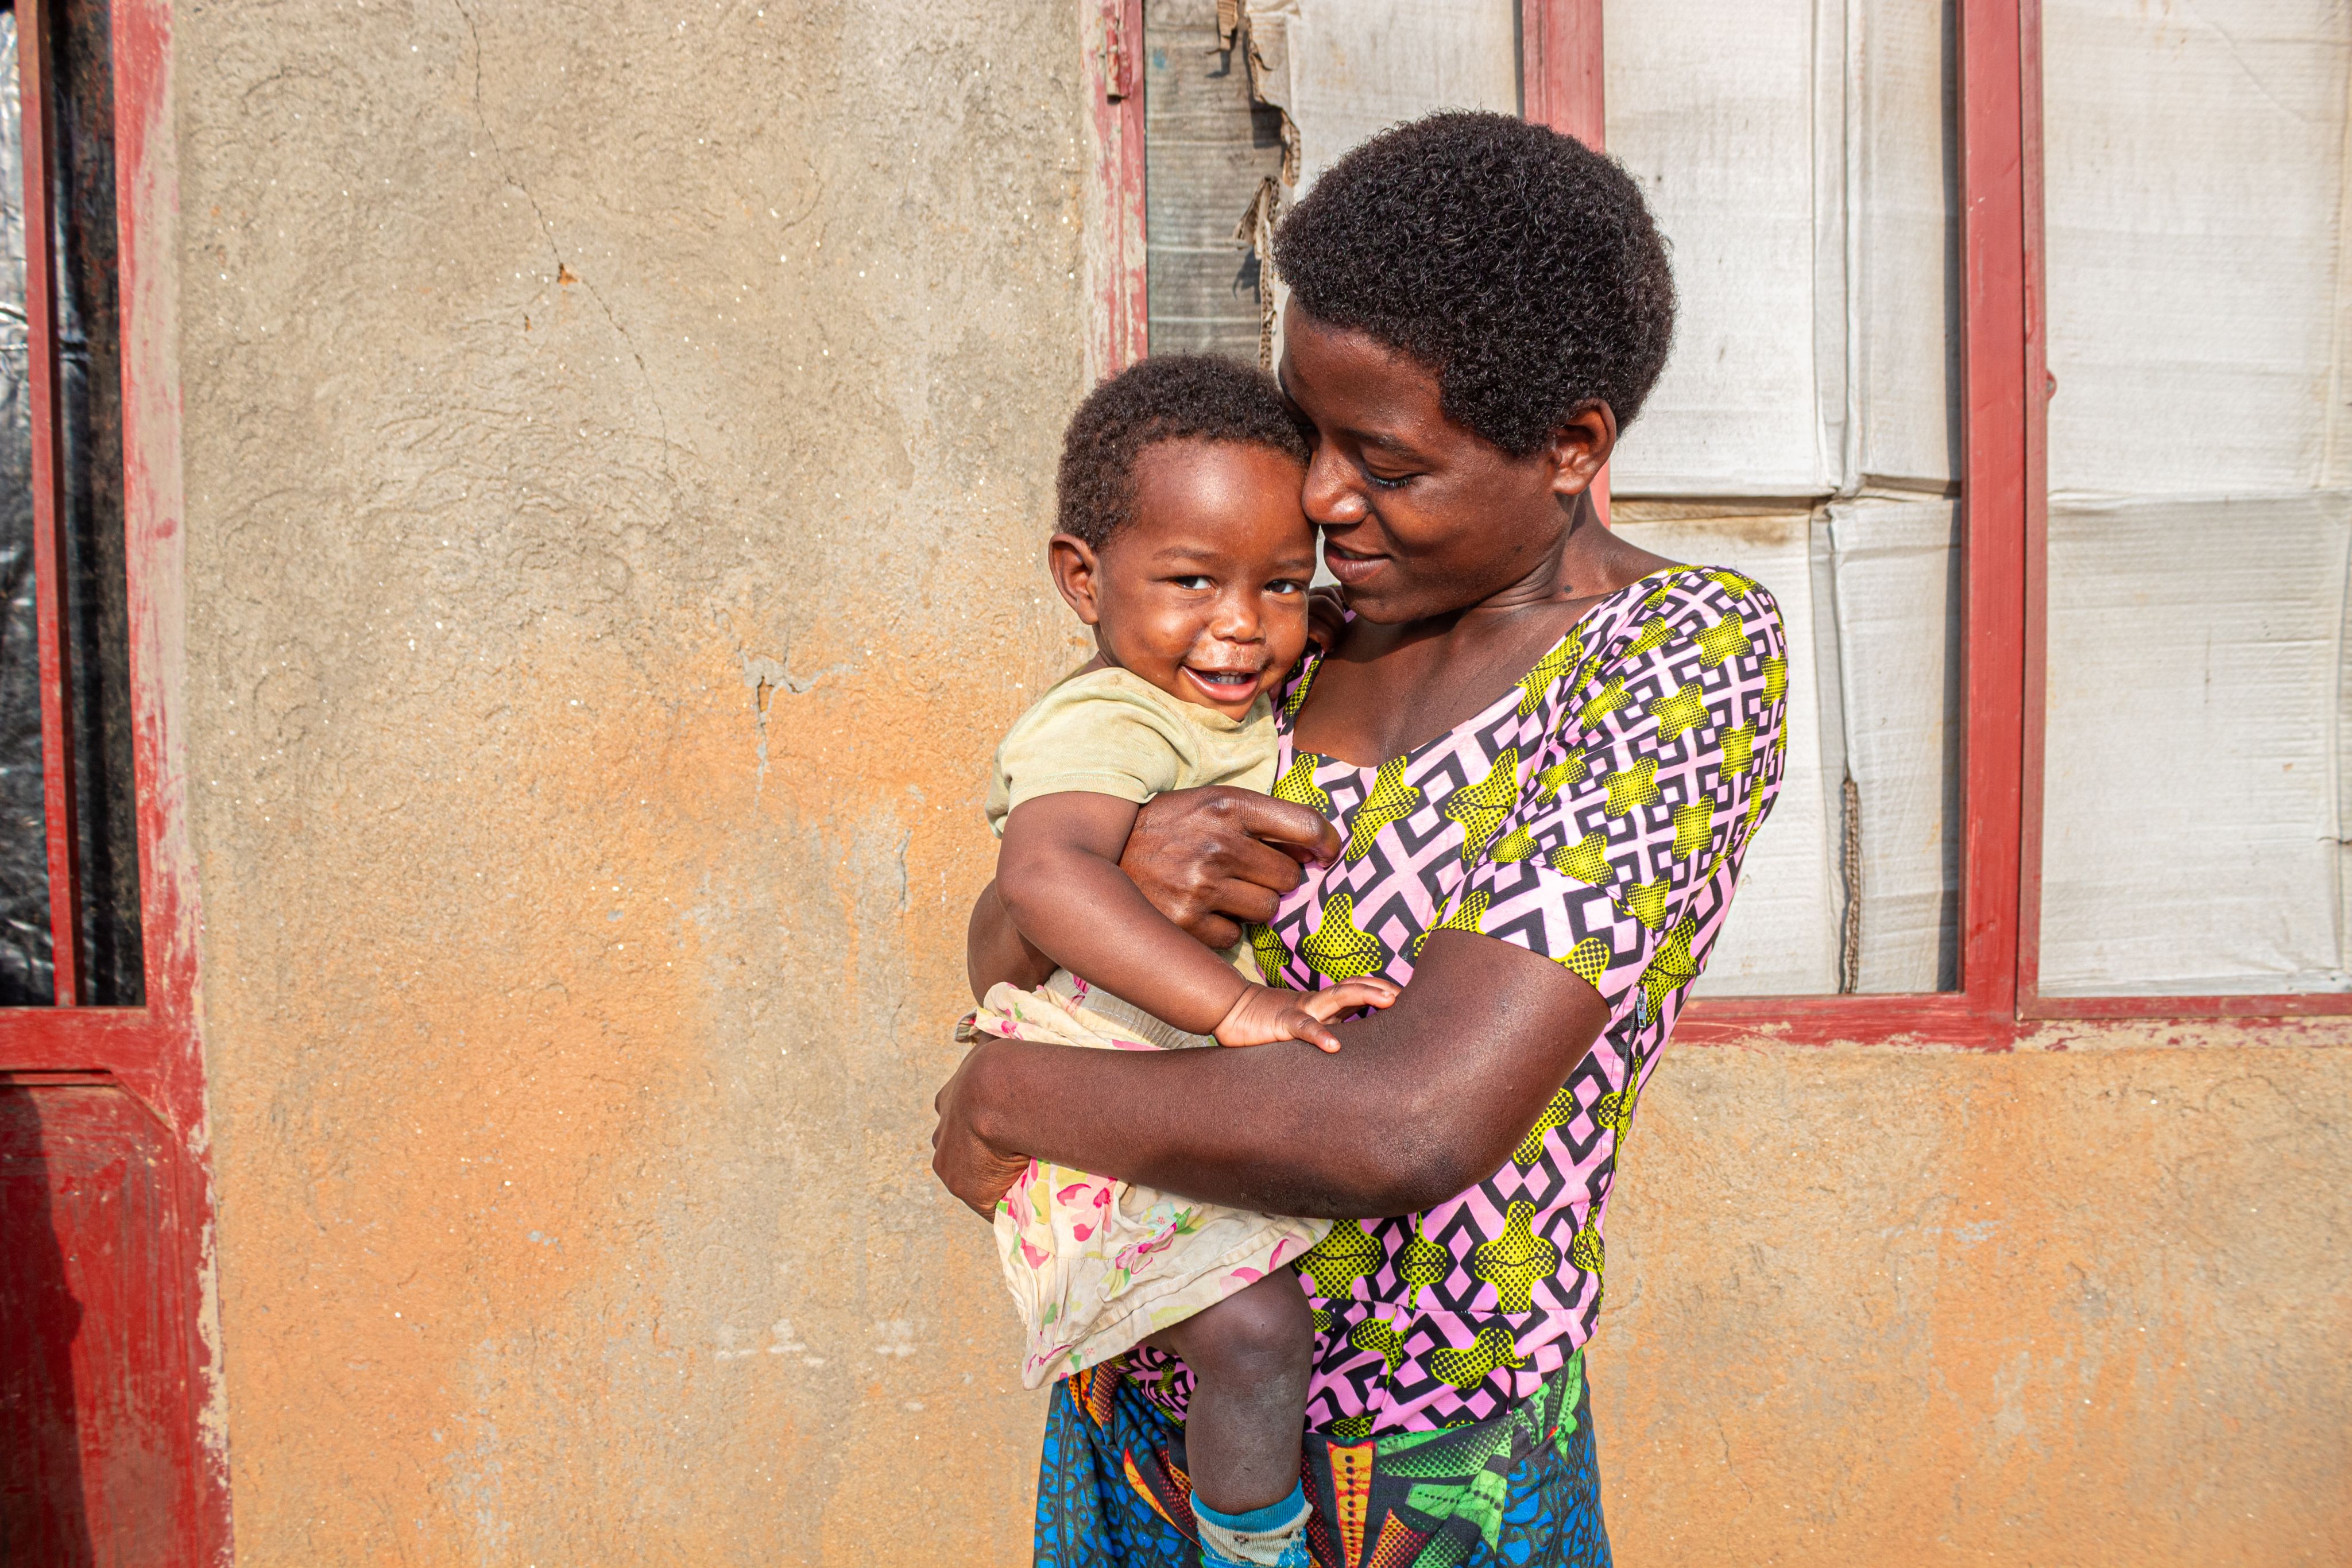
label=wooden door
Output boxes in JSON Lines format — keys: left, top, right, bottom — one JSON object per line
{"left": 0, "top": 2, "right": 227, "bottom": 1563}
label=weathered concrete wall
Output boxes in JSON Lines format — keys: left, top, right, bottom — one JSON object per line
{"left": 171, "top": 5, "right": 2352, "bottom": 1565}
{"left": 180, "top": 2, "right": 1089, "bottom": 1561}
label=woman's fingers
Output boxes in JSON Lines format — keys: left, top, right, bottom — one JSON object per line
{"left": 1220, "top": 828, "right": 1315, "bottom": 893}
{"left": 1220, "top": 792, "right": 1345, "bottom": 865}
{"left": 930, "top": 1047, "right": 1031, "bottom": 1219}
{"left": 1121, "top": 786, "right": 1336, "bottom": 940}
{"left": 1185, "top": 911, "right": 1246, "bottom": 951}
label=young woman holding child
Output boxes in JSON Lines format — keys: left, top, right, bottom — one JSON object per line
{"left": 935, "top": 111, "right": 1790, "bottom": 1568}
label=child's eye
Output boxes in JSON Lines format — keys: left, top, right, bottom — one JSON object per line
{"left": 1169, "top": 574, "right": 1213, "bottom": 591}
{"left": 1265, "top": 579, "right": 1307, "bottom": 597}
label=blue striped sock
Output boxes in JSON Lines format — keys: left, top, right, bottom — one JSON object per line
{"left": 1193, "top": 1482, "right": 1310, "bottom": 1568}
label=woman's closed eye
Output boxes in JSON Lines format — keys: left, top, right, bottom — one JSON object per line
{"left": 1363, "top": 466, "right": 1417, "bottom": 490}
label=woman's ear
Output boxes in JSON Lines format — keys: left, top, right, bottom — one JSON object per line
{"left": 1545, "top": 403, "right": 1619, "bottom": 497}
{"left": 1047, "top": 532, "right": 1105, "bottom": 625}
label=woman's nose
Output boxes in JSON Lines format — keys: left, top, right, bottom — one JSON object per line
{"left": 1302, "top": 444, "right": 1366, "bottom": 526}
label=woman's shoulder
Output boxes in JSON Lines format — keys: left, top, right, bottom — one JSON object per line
{"left": 1586, "top": 564, "right": 1785, "bottom": 655}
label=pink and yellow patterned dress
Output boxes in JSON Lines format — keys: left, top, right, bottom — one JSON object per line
{"left": 1116, "top": 564, "right": 1790, "bottom": 1439}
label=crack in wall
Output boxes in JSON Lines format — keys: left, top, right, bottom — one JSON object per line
{"left": 741, "top": 651, "right": 850, "bottom": 788}
{"left": 450, "top": 0, "right": 678, "bottom": 481}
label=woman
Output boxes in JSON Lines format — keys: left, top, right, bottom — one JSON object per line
{"left": 935, "top": 112, "right": 1788, "bottom": 1568}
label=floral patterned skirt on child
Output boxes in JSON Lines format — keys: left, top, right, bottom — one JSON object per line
{"left": 958, "top": 970, "right": 1332, "bottom": 1389}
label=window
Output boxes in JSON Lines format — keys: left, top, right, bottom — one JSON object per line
{"left": 2023, "top": 0, "right": 2352, "bottom": 1018}
{"left": 1083, "top": 0, "right": 2040, "bottom": 1040}
{"left": 1598, "top": 1, "right": 1970, "bottom": 1000}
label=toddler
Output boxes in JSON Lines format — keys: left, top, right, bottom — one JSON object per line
{"left": 962, "top": 355, "right": 1395, "bottom": 1568}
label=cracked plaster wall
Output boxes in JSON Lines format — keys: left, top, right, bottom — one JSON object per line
{"left": 171, "top": 2, "right": 2350, "bottom": 1565}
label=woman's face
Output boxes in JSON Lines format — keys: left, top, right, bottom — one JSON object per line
{"left": 1277, "top": 304, "right": 1611, "bottom": 624}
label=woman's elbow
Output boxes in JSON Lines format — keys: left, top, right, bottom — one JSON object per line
{"left": 1334, "top": 1127, "right": 1487, "bottom": 1218}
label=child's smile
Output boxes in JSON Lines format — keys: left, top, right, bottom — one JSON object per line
{"left": 1050, "top": 439, "right": 1318, "bottom": 722}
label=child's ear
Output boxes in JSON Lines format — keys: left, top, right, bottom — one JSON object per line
{"left": 1047, "top": 532, "right": 1105, "bottom": 625}
{"left": 1545, "top": 402, "right": 1619, "bottom": 497}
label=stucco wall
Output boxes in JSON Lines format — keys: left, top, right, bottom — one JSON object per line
{"left": 1594, "top": 1037, "right": 2351, "bottom": 1566}
{"left": 172, "top": 4, "right": 2351, "bottom": 1565}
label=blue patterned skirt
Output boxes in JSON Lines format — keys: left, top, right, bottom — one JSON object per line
{"left": 1034, "top": 1353, "right": 1610, "bottom": 1568}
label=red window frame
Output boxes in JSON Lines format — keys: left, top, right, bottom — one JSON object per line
{"left": 1085, "top": 0, "right": 2352, "bottom": 1044}
{"left": 0, "top": 0, "right": 229, "bottom": 1561}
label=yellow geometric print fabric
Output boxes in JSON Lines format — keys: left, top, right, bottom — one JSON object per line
{"left": 1120, "top": 566, "right": 1791, "bottom": 1440}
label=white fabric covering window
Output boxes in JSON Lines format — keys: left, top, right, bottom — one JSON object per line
{"left": 1605, "top": 0, "right": 1963, "bottom": 994}
{"left": 1149, "top": 1, "right": 1967, "bottom": 994}
{"left": 2038, "top": 1, "right": 2352, "bottom": 994}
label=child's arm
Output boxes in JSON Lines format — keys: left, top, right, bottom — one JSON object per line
{"left": 996, "top": 792, "right": 1395, "bottom": 1052}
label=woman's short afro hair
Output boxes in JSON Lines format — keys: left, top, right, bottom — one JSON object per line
{"left": 1274, "top": 110, "right": 1676, "bottom": 456}
{"left": 1055, "top": 353, "right": 1309, "bottom": 549}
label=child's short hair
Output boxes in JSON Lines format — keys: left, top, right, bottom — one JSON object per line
{"left": 1055, "top": 354, "right": 1310, "bottom": 549}
{"left": 1274, "top": 111, "right": 1676, "bottom": 456}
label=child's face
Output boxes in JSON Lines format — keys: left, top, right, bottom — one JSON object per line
{"left": 1050, "top": 439, "right": 1317, "bottom": 720}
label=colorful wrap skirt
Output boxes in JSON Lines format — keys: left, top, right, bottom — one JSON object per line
{"left": 1034, "top": 1352, "right": 1610, "bottom": 1568}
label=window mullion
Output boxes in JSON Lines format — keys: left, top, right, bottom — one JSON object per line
{"left": 1955, "top": 0, "right": 2034, "bottom": 1022}
{"left": 1519, "top": 0, "right": 1609, "bottom": 524}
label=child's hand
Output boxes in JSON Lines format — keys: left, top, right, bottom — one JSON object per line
{"left": 1306, "top": 586, "right": 1349, "bottom": 653}
{"left": 1213, "top": 977, "right": 1401, "bottom": 1051}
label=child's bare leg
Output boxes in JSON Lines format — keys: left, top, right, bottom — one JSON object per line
{"left": 1150, "top": 1267, "right": 1314, "bottom": 1513}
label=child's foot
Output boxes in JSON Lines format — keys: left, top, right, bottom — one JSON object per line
{"left": 1193, "top": 1481, "right": 1312, "bottom": 1568}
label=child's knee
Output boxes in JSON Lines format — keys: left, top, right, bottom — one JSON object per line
{"left": 1184, "top": 1269, "right": 1314, "bottom": 1382}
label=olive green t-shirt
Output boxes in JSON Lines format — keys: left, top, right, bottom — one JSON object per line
{"left": 984, "top": 665, "right": 1279, "bottom": 837}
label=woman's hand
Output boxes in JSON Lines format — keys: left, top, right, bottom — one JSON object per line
{"left": 1116, "top": 787, "right": 1343, "bottom": 950}
{"left": 931, "top": 1043, "right": 1034, "bottom": 1219}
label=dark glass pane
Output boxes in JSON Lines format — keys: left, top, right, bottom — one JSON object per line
{"left": 0, "top": 11, "right": 52, "bottom": 1007}
{"left": 54, "top": 0, "right": 139, "bottom": 1005}
{"left": 0, "top": 0, "right": 141, "bottom": 1007}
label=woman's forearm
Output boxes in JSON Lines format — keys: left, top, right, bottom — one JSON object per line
{"left": 962, "top": 1031, "right": 1436, "bottom": 1218}
{"left": 954, "top": 931, "right": 1609, "bottom": 1219}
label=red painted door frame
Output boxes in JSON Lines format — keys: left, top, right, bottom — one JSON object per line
{"left": 0, "top": 0, "right": 229, "bottom": 1561}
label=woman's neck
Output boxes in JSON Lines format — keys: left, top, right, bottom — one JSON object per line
{"left": 1440, "top": 500, "right": 1666, "bottom": 630}
{"left": 1296, "top": 501, "right": 1677, "bottom": 766}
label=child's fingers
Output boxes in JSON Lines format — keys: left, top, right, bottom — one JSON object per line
{"left": 1286, "top": 1012, "right": 1344, "bottom": 1052}
{"left": 1297, "top": 979, "right": 1400, "bottom": 1020}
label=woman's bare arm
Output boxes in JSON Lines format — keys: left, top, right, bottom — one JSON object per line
{"left": 933, "top": 928, "right": 1610, "bottom": 1220}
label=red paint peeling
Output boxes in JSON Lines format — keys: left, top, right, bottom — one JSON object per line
{"left": 1087, "top": 0, "right": 1146, "bottom": 381}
